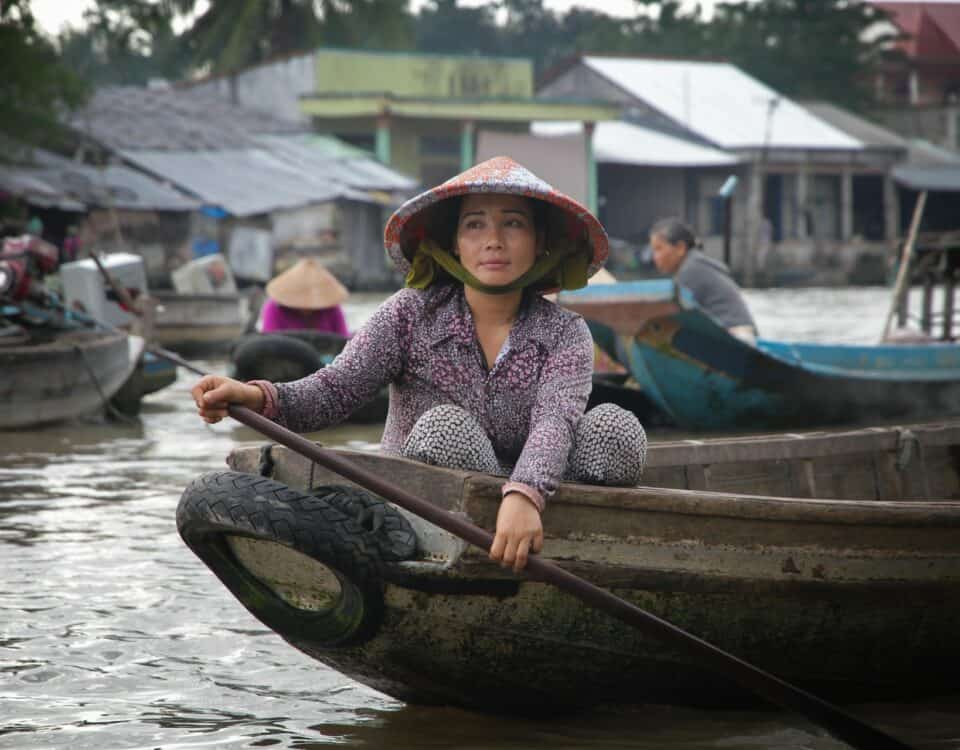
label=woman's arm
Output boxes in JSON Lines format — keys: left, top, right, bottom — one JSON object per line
{"left": 265, "top": 291, "right": 413, "bottom": 432}
{"left": 489, "top": 315, "right": 593, "bottom": 571}
{"left": 509, "top": 314, "right": 593, "bottom": 499}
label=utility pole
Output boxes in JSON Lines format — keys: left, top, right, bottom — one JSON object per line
{"left": 718, "top": 175, "right": 739, "bottom": 268}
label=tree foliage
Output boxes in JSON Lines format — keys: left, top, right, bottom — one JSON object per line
{"left": 0, "top": 0, "right": 89, "bottom": 154}
{"left": 707, "top": 0, "right": 898, "bottom": 110}
{"left": 320, "top": 0, "right": 414, "bottom": 50}
{"left": 177, "top": 0, "right": 325, "bottom": 75}
{"left": 58, "top": 0, "right": 190, "bottom": 86}
{"left": 15, "top": 0, "right": 903, "bottom": 113}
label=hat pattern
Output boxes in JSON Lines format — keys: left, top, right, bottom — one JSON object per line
{"left": 384, "top": 156, "right": 608, "bottom": 282}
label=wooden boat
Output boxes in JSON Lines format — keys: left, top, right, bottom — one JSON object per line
{"left": 109, "top": 350, "right": 179, "bottom": 416}
{"left": 558, "top": 279, "right": 960, "bottom": 431}
{"left": 177, "top": 418, "right": 960, "bottom": 713}
{"left": 0, "top": 325, "right": 142, "bottom": 429}
{"left": 228, "top": 330, "right": 389, "bottom": 424}
{"left": 152, "top": 290, "right": 250, "bottom": 354}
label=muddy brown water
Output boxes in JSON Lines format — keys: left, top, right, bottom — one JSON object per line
{"left": 2, "top": 287, "right": 958, "bottom": 749}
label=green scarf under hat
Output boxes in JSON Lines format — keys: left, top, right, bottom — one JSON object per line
{"left": 405, "top": 238, "right": 589, "bottom": 294}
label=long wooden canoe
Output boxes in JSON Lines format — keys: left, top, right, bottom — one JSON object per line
{"left": 177, "top": 419, "right": 960, "bottom": 712}
{"left": 0, "top": 328, "right": 142, "bottom": 429}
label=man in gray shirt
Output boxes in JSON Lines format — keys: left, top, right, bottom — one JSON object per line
{"left": 649, "top": 217, "right": 757, "bottom": 342}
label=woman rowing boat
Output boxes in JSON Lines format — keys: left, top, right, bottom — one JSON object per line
{"left": 192, "top": 156, "right": 647, "bottom": 572}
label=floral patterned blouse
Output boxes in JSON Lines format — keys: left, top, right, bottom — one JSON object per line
{"left": 256, "top": 283, "right": 594, "bottom": 503}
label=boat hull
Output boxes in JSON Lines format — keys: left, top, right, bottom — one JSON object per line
{"left": 559, "top": 280, "right": 960, "bottom": 431}
{"left": 153, "top": 291, "right": 249, "bottom": 354}
{"left": 0, "top": 329, "right": 141, "bottom": 429}
{"left": 178, "top": 430, "right": 960, "bottom": 712}
{"left": 109, "top": 350, "right": 179, "bottom": 416}
{"left": 625, "top": 311, "right": 960, "bottom": 430}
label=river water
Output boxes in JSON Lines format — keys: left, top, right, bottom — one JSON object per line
{"left": 1, "top": 286, "right": 958, "bottom": 750}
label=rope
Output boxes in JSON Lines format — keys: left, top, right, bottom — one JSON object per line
{"left": 72, "top": 343, "right": 137, "bottom": 424}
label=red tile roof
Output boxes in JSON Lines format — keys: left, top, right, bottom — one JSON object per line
{"left": 875, "top": 2, "right": 960, "bottom": 58}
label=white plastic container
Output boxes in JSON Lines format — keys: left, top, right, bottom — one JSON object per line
{"left": 170, "top": 253, "right": 238, "bottom": 295}
{"left": 60, "top": 253, "right": 147, "bottom": 328}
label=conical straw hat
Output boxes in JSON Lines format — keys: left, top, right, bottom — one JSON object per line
{"left": 266, "top": 257, "right": 349, "bottom": 309}
{"left": 383, "top": 155, "right": 609, "bottom": 288}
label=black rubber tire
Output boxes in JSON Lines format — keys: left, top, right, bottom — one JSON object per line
{"left": 230, "top": 334, "right": 324, "bottom": 383}
{"left": 273, "top": 330, "right": 349, "bottom": 358}
{"left": 177, "top": 471, "right": 392, "bottom": 647}
{"left": 312, "top": 483, "right": 417, "bottom": 561}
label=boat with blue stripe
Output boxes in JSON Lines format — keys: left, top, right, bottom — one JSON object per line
{"left": 559, "top": 279, "right": 960, "bottom": 431}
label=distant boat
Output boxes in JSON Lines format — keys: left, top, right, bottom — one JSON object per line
{"left": 0, "top": 325, "right": 142, "bottom": 429}
{"left": 152, "top": 290, "right": 250, "bottom": 355}
{"left": 177, "top": 418, "right": 960, "bottom": 712}
{"left": 558, "top": 279, "right": 960, "bottom": 431}
{"left": 149, "top": 252, "right": 254, "bottom": 355}
{"left": 109, "top": 349, "right": 179, "bottom": 416}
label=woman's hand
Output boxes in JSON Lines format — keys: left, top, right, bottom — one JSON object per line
{"left": 191, "top": 375, "right": 264, "bottom": 424}
{"left": 489, "top": 492, "right": 544, "bottom": 573}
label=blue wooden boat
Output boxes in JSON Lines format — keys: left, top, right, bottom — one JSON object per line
{"left": 558, "top": 279, "right": 960, "bottom": 431}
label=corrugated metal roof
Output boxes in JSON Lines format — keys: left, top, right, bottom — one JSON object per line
{"left": 72, "top": 85, "right": 308, "bottom": 152}
{"left": 0, "top": 165, "right": 86, "bottom": 211}
{"left": 533, "top": 120, "right": 740, "bottom": 167}
{"left": 70, "top": 86, "right": 418, "bottom": 215}
{"left": 583, "top": 57, "right": 862, "bottom": 151}
{"left": 893, "top": 165, "right": 960, "bottom": 192}
{"left": 119, "top": 132, "right": 419, "bottom": 217}
{"left": 32, "top": 151, "right": 201, "bottom": 211}
{"left": 799, "top": 101, "right": 908, "bottom": 151}
{"left": 119, "top": 147, "right": 376, "bottom": 216}
{"left": 0, "top": 149, "right": 200, "bottom": 211}
{"left": 906, "top": 138, "right": 960, "bottom": 167}
{"left": 254, "top": 135, "right": 417, "bottom": 192}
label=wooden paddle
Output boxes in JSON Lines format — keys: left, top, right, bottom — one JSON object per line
{"left": 82, "top": 257, "right": 915, "bottom": 750}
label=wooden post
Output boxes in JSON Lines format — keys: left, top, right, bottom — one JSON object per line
{"left": 841, "top": 168, "right": 853, "bottom": 241}
{"left": 945, "top": 270, "right": 956, "bottom": 341}
{"left": 375, "top": 113, "right": 392, "bottom": 166}
{"left": 881, "top": 190, "right": 927, "bottom": 341}
{"left": 584, "top": 121, "right": 597, "bottom": 216}
{"left": 460, "top": 120, "right": 475, "bottom": 173}
{"left": 921, "top": 272, "right": 934, "bottom": 335}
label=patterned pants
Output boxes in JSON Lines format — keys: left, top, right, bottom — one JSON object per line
{"left": 401, "top": 403, "right": 647, "bottom": 487}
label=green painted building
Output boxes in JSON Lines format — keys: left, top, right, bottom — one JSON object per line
{"left": 297, "top": 49, "right": 620, "bottom": 211}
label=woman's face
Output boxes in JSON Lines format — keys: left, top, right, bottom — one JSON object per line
{"left": 455, "top": 194, "right": 540, "bottom": 287}
{"left": 650, "top": 232, "right": 688, "bottom": 275}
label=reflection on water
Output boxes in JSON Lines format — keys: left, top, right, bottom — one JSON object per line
{"left": 1, "top": 288, "right": 959, "bottom": 749}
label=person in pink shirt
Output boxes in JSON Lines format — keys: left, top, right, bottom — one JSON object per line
{"left": 258, "top": 257, "right": 350, "bottom": 337}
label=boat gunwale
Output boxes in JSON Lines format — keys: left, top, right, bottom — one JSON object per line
{"left": 0, "top": 327, "right": 128, "bottom": 356}
{"left": 229, "top": 440, "right": 960, "bottom": 528}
